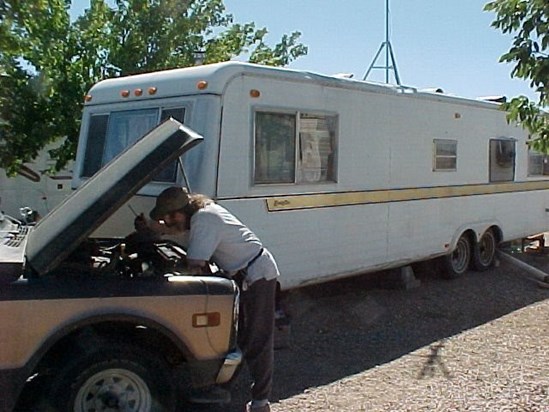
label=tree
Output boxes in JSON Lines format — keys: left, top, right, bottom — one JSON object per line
{"left": 0, "top": 0, "right": 307, "bottom": 175}
{"left": 485, "top": 0, "right": 549, "bottom": 153}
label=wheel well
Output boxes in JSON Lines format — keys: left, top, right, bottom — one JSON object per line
{"left": 35, "top": 320, "right": 189, "bottom": 376}
{"left": 487, "top": 225, "right": 503, "bottom": 244}
{"left": 462, "top": 229, "right": 476, "bottom": 250}
{"left": 15, "top": 320, "right": 192, "bottom": 410}
{"left": 460, "top": 227, "right": 502, "bottom": 251}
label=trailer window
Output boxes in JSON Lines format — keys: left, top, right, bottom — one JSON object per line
{"left": 103, "top": 109, "right": 158, "bottom": 164}
{"left": 433, "top": 139, "right": 457, "bottom": 171}
{"left": 81, "top": 107, "right": 185, "bottom": 181}
{"left": 298, "top": 114, "right": 337, "bottom": 183}
{"left": 489, "top": 139, "right": 515, "bottom": 182}
{"left": 82, "top": 114, "right": 109, "bottom": 178}
{"left": 155, "top": 107, "right": 185, "bottom": 182}
{"left": 254, "top": 111, "right": 337, "bottom": 184}
{"left": 528, "top": 149, "right": 549, "bottom": 176}
{"left": 255, "top": 113, "right": 296, "bottom": 184}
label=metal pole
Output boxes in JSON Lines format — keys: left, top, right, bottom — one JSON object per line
{"left": 385, "top": 0, "right": 390, "bottom": 83}
{"left": 388, "top": 42, "right": 401, "bottom": 85}
{"left": 363, "top": 0, "right": 401, "bottom": 85}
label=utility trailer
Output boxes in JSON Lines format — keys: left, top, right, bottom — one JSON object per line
{"left": 73, "top": 62, "right": 549, "bottom": 289}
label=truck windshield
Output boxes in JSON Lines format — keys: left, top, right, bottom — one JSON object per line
{"left": 81, "top": 107, "right": 186, "bottom": 182}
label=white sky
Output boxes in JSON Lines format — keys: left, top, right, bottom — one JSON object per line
{"left": 70, "top": 0, "right": 537, "bottom": 101}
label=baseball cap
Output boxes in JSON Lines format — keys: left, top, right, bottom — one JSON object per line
{"left": 149, "top": 187, "right": 190, "bottom": 220}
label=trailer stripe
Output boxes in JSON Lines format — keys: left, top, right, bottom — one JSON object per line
{"left": 266, "top": 180, "right": 549, "bottom": 211}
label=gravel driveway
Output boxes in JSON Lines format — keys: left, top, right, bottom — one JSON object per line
{"left": 194, "top": 247, "right": 549, "bottom": 412}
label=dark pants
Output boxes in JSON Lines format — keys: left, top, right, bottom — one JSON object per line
{"left": 238, "top": 277, "right": 277, "bottom": 401}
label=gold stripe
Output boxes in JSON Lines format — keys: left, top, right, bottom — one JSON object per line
{"left": 266, "top": 180, "right": 549, "bottom": 211}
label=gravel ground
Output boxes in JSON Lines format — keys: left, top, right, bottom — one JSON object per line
{"left": 273, "top": 295, "right": 549, "bottom": 412}
{"left": 195, "top": 245, "right": 549, "bottom": 412}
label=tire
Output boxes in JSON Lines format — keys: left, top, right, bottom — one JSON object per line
{"left": 51, "top": 344, "right": 176, "bottom": 412}
{"left": 472, "top": 229, "right": 497, "bottom": 271}
{"left": 442, "top": 234, "right": 471, "bottom": 278}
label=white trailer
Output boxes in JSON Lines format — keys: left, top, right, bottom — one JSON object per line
{"left": 0, "top": 145, "right": 73, "bottom": 219}
{"left": 72, "top": 62, "right": 549, "bottom": 289}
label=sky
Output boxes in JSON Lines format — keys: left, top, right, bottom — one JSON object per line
{"left": 70, "top": 0, "right": 537, "bottom": 101}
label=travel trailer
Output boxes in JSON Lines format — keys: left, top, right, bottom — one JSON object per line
{"left": 71, "top": 61, "right": 549, "bottom": 290}
{"left": 0, "top": 145, "right": 72, "bottom": 219}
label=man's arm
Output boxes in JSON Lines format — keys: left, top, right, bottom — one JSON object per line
{"left": 187, "top": 259, "right": 211, "bottom": 274}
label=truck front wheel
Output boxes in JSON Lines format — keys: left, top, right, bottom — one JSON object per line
{"left": 51, "top": 344, "right": 176, "bottom": 412}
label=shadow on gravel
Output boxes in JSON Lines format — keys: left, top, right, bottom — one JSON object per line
{"left": 203, "top": 256, "right": 549, "bottom": 412}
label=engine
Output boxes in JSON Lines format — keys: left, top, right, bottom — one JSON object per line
{"left": 56, "top": 234, "right": 190, "bottom": 279}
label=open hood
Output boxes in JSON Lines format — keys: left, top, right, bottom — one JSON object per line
{"left": 25, "top": 118, "right": 202, "bottom": 276}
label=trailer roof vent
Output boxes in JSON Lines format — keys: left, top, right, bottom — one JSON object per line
{"left": 478, "top": 95, "right": 507, "bottom": 103}
{"left": 420, "top": 87, "right": 444, "bottom": 94}
{"left": 332, "top": 73, "right": 354, "bottom": 79}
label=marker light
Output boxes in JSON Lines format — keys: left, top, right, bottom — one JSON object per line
{"left": 134, "top": 88, "right": 143, "bottom": 97}
{"left": 250, "top": 89, "right": 261, "bottom": 98}
{"left": 197, "top": 80, "right": 208, "bottom": 90}
{"left": 148, "top": 86, "right": 157, "bottom": 95}
{"left": 192, "top": 312, "right": 221, "bottom": 328}
{"left": 84, "top": 94, "right": 92, "bottom": 102}
{"left": 120, "top": 90, "right": 130, "bottom": 98}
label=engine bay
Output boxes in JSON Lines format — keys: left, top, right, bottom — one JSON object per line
{"left": 53, "top": 235, "right": 191, "bottom": 279}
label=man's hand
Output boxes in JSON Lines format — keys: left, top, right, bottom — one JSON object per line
{"left": 134, "top": 213, "right": 171, "bottom": 235}
{"left": 127, "top": 213, "right": 162, "bottom": 244}
{"left": 134, "top": 213, "right": 149, "bottom": 232}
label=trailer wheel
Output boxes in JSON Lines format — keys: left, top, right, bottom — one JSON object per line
{"left": 443, "top": 234, "right": 471, "bottom": 278}
{"left": 51, "top": 344, "right": 176, "bottom": 412}
{"left": 472, "top": 229, "right": 497, "bottom": 271}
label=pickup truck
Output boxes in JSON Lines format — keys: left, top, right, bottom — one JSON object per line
{"left": 0, "top": 119, "right": 241, "bottom": 411}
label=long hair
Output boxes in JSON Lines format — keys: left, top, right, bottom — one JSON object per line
{"left": 183, "top": 193, "right": 213, "bottom": 216}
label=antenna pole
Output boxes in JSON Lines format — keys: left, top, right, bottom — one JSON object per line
{"left": 385, "top": 0, "right": 390, "bottom": 83}
{"left": 364, "top": 0, "right": 401, "bottom": 85}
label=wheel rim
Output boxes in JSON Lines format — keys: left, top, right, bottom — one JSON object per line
{"left": 74, "top": 368, "right": 152, "bottom": 412}
{"left": 451, "top": 236, "right": 470, "bottom": 274}
{"left": 478, "top": 231, "right": 496, "bottom": 266}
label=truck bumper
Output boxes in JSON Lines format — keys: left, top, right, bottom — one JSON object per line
{"left": 215, "top": 348, "right": 242, "bottom": 384}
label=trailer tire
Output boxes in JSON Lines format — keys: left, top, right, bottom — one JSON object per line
{"left": 442, "top": 234, "right": 471, "bottom": 278}
{"left": 472, "top": 229, "right": 497, "bottom": 271}
{"left": 51, "top": 344, "right": 176, "bottom": 412}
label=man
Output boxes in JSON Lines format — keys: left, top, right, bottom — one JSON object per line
{"left": 148, "top": 187, "right": 279, "bottom": 412}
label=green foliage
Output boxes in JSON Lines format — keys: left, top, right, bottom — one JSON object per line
{"left": 485, "top": 0, "right": 549, "bottom": 152}
{"left": 0, "top": 0, "right": 82, "bottom": 175}
{"left": 0, "top": 0, "right": 308, "bottom": 175}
